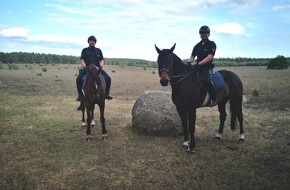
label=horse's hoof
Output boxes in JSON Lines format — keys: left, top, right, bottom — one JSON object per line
{"left": 214, "top": 136, "right": 222, "bottom": 140}
{"left": 86, "top": 136, "right": 93, "bottom": 142}
{"left": 101, "top": 134, "right": 107, "bottom": 140}
{"left": 182, "top": 141, "right": 189, "bottom": 149}
{"left": 187, "top": 149, "right": 194, "bottom": 154}
{"left": 214, "top": 133, "right": 223, "bottom": 140}
{"left": 91, "top": 120, "right": 95, "bottom": 128}
{"left": 81, "top": 123, "right": 86, "bottom": 129}
{"left": 238, "top": 138, "right": 245, "bottom": 143}
{"left": 238, "top": 134, "right": 245, "bottom": 143}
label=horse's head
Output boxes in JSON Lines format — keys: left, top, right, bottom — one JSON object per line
{"left": 88, "top": 64, "right": 100, "bottom": 78}
{"left": 155, "top": 43, "right": 176, "bottom": 86}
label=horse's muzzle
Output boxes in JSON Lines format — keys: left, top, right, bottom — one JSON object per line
{"left": 160, "top": 79, "right": 169, "bottom": 86}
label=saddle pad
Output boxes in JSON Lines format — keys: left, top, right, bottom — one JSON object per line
{"left": 212, "top": 71, "right": 225, "bottom": 89}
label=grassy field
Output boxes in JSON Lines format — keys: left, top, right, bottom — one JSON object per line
{"left": 0, "top": 64, "right": 289, "bottom": 190}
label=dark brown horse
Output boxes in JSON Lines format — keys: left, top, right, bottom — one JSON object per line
{"left": 155, "top": 43, "right": 244, "bottom": 153}
{"left": 79, "top": 64, "right": 107, "bottom": 141}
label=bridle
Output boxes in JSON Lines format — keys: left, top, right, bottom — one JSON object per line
{"left": 159, "top": 68, "right": 170, "bottom": 76}
{"left": 158, "top": 54, "right": 195, "bottom": 86}
{"left": 170, "top": 71, "right": 195, "bottom": 85}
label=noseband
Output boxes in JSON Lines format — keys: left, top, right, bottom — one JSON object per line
{"left": 159, "top": 68, "right": 170, "bottom": 76}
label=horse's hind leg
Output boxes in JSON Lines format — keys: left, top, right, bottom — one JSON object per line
{"left": 215, "top": 100, "right": 227, "bottom": 139}
{"left": 187, "top": 109, "right": 196, "bottom": 154}
{"left": 81, "top": 109, "right": 86, "bottom": 128}
{"left": 230, "top": 100, "right": 244, "bottom": 141}
{"left": 237, "top": 104, "right": 244, "bottom": 141}
{"left": 230, "top": 103, "right": 237, "bottom": 131}
{"left": 91, "top": 108, "right": 95, "bottom": 127}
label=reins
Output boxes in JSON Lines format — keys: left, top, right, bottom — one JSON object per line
{"left": 170, "top": 70, "right": 195, "bottom": 85}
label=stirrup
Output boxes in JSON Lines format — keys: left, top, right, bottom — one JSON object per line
{"left": 208, "top": 99, "right": 218, "bottom": 107}
{"left": 106, "top": 94, "right": 113, "bottom": 100}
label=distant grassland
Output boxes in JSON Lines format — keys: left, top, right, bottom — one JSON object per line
{"left": 0, "top": 64, "right": 289, "bottom": 190}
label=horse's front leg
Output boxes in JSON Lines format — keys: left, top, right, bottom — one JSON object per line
{"left": 86, "top": 106, "right": 93, "bottom": 142}
{"left": 187, "top": 108, "right": 196, "bottom": 154}
{"left": 176, "top": 107, "right": 189, "bottom": 148}
{"left": 99, "top": 101, "right": 107, "bottom": 140}
{"left": 80, "top": 100, "right": 86, "bottom": 128}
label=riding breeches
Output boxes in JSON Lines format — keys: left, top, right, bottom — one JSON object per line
{"left": 200, "top": 69, "right": 216, "bottom": 100}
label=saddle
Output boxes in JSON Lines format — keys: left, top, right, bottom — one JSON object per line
{"left": 198, "top": 69, "right": 225, "bottom": 90}
{"left": 198, "top": 69, "right": 225, "bottom": 107}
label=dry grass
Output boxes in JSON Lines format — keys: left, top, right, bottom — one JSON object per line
{"left": 0, "top": 64, "right": 289, "bottom": 190}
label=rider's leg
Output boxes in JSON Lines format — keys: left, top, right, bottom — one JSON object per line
{"left": 202, "top": 69, "right": 217, "bottom": 107}
{"left": 100, "top": 70, "right": 113, "bottom": 100}
{"left": 76, "top": 72, "right": 84, "bottom": 101}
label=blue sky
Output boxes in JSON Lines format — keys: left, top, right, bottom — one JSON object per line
{"left": 0, "top": 0, "right": 289, "bottom": 61}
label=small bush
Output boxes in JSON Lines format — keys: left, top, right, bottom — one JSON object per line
{"left": 252, "top": 89, "right": 259, "bottom": 96}
{"left": 112, "top": 70, "right": 116, "bottom": 73}
{"left": 42, "top": 67, "right": 47, "bottom": 72}
{"left": 54, "top": 78, "right": 63, "bottom": 83}
{"left": 152, "top": 71, "right": 156, "bottom": 74}
{"left": 27, "top": 65, "right": 33, "bottom": 70}
{"left": 8, "top": 64, "right": 19, "bottom": 70}
{"left": 36, "top": 73, "right": 42, "bottom": 76}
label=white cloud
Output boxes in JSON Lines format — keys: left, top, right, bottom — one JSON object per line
{"left": 272, "top": 4, "right": 290, "bottom": 11}
{"left": 0, "top": 27, "right": 30, "bottom": 38}
{"left": 212, "top": 23, "right": 245, "bottom": 35}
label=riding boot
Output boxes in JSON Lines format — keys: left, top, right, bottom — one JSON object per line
{"left": 76, "top": 82, "right": 83, "bottom": 111}
{"left": 106, "top": 80, "right": 113, "bottom": 100}
{"left": 105, "top": 72, "right": 113, "bottom": 100}
{"left": 207, "top": 81, "right": 217, "bottom": 107}
{"left": 76, "top": 73, "right": 84, "bottom": 101}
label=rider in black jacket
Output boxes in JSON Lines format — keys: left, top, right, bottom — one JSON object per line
{"left": 76, "top": 35, "right": 113, "bottom": 102}
{"left": 187, "top": 25, "right": 217, "bottom": 107}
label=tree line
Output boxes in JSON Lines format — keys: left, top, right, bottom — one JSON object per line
{"left": 0, "top": 51, "right": 289, "bottom": 68}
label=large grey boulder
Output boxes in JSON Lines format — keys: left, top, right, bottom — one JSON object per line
{"left": 131, "top": 90, "right": 182, "bottom": 136}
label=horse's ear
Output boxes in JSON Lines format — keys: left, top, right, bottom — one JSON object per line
{"left": 170, "top": 43, "right": 176, "bottom": 53}
{"left": 155, "top": 44, "right": 162, "bottom": 54}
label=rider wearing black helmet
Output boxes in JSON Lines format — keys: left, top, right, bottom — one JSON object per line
{"left": 188, "top": 25, "right": 217, "bottom": 107}
{"left": 76, "top": 35, "right": 113, "bottom": 103}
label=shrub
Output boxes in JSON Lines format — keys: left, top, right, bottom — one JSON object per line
{"left": 42, "top": 67, "right": 47, "bottom": 72}
{"left": 27, "top": 65, "right": 33, "bottom": 70}
{"left": 252, "top": 89, "right": 259, "bottom": 96}
{"left": 8, "top": 64, "right": 19, "bottom": 70}
{"left": 267, "top": 55, "right": 288, "bottom": 70}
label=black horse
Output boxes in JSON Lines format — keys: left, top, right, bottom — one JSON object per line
{"left": 155, "top": 43, "right": 244, "bottom": 153}
{"left": 79, "top": 64, "right": 107, "bottom": 141}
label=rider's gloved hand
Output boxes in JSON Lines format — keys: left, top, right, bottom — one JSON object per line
{"left": 192, "top": 63, "right": 200, "bottom": 70}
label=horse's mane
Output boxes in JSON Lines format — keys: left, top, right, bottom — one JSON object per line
{"left": 172, "top": 53, "right": 188, "bottom": 73}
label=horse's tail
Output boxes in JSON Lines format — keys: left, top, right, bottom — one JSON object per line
{"left": 220, "top": 70, "right": 243, "bottom": 130}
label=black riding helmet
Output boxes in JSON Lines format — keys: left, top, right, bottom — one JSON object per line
{"left": 199, "top": 25, "right": 210, "bottom": 34}
{"left": 87, "top": 35, "right": 97, "bottom": 43}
